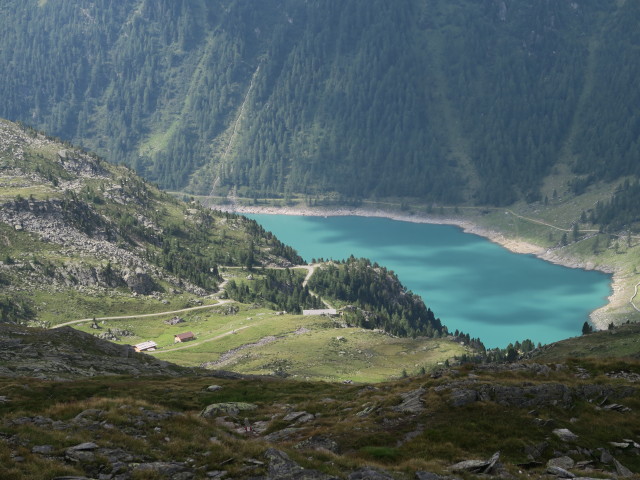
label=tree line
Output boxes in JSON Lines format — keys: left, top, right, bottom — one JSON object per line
{"left": 225, "top": 269, "right": 323, "bottom": 314}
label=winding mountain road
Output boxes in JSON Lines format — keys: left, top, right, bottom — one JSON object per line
{"left": 300, "top": 264, "right": 316, "bottom": 287}
{"left": 52, "top": 300, "right": 235, "bottom": 329}
{"left": 52, "top": 264, "right": 319, "bottom": 329}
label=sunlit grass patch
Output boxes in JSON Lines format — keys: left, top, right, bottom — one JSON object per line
{"left": 533, "top": 325, "right": 640, "bottom": 362}
{"left": 359, "top": 446, "right": 402, "bottom": 462}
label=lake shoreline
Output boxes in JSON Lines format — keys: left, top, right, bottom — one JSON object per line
{"left": 215, "top": 204, "right": 618, "bottom": 331}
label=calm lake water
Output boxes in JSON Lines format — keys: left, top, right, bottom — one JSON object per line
{"left": 247, "top": 214, "right": 611, "bottom": 348}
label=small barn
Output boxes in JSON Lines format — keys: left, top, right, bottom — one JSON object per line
{"left": 134, "top": 341, "right": 157, "bottom": 352}
{"left": 174, "top": 331, "right": 196, "bottom": 343}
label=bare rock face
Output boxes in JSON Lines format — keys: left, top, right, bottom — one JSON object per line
{"left": 444, "top": 380, "right": 636, "bottom": 410}
{"left": 450, "top": 452, "right": 500, "bottom": 474}
{"left": 294, "top": 436, "right": 339, "bottom": 454}
{"left": 264, "top": 427, "right": 305, "bottom": 442}
{"left": 282, "top": 411, "right": 315, "bottom": 424}
{"left": 56, "top": 149, "right": 108, "bottom": 178}
{"left": 165, "top": 316, "right": 185, "bottom": 325}
{"left": 546, "top": 465, "right": 575, "bottom": 478}
{"left": 348, "top": 467, "right": 395, "bottom": 479}
{"left": 132, "top": 461, "right": 193, "bottom": 478}
{"left": 524, "top": 441, "right": 549, "bottom": 460}
{"left": 449, "top": 388, "right": 479, "bottom": 407}
{"left": 416, "top": 473, "right": 461, "bottom": 480}
{"left": 547, "top": 456, "right": 575, "bottom": 470}
{"left": 200, "top": 402, "right": 258, "bottom": 418}
{"left": 553, "top": 428, "right": 579, "bottom": 443}
{"left": 392, "top": 387, "right": 426, "bottom": 413}
{"left": 124, "top": 268, "right": 157, "bottom": 295}
{"left": 613, "top": 458, "right": 634, "bottom": 478}
{"left": 259, "top": 448, "right": 339, "bottom": 480}
{"left": 65, "top": 442, "right": 100, "bottom": 463}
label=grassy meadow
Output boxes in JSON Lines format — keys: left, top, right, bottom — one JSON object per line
{"left": 70, "top": 299, "right": 467, "bottom": 383}
{"left": 531, "top": 322, "right": 640, "bottom": 362}
{"left": 55, "top": 265, "right": 465, "bottom": 383}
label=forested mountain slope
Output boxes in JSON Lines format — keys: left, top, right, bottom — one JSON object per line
{"left": 0, "top": 0, "right": 637, "bottom": 206}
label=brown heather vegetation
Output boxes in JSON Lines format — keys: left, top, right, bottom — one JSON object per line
{"left": 1, "top": 356, "right": 639, "bottom": 479}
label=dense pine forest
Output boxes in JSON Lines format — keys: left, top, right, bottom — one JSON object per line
{"left": 308, "top": 257, "right": 445, "bottom": 338}
{"left": 0, "top": 0, "right": 638, "bottom": 207}
{"left": 224, "top": 269, "right": 323, "bottom": 314}
{"left": 591, "top": 180, "right": 640, "bottom": 233}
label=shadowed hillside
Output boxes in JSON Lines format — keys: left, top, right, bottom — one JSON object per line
{"left": 1, "top": 0, "right": 638, "bottom": 208}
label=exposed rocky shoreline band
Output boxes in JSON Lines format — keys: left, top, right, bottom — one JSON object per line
{"left": 214, "top": 204, "right": 618, "bottom": 331}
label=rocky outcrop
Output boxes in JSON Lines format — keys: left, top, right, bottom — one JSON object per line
{"left": 164, "top": 316, "right": 185, "bottom": 325}
{"left": 0, "top": 323, "right": 190, "bottom": 379}
{"left": 282, "top": 410, "right": 315, "bottom": 424}
{"left": 449, "top": 452, "right": 501, "bottom": 475}
{"left": 440, "top": 381, "right": 636, "bottom": 409}
{"left": 548, "top": 456, "right": 575, "bottom": 470}
{"left": 348, "top": 467, "right": 395, "bottom": 479}
{"left": 255, "top": 448, "right": 339, "bottom": 480}
{"left": 546, "top": 465, "right": 575, "bottom": 478}
{"left": 606, "top": 371, "right": 640, "bottom": 382}
{"left": 55, "top": 149, "right": 109, "bottom": 178}
{"left": 123, "top": 267, "right": 157, "bottom": 295}
{"left": 200, "top": 402, "right": 258, "bottom": 418}
{"left": 392, "top": 387, "right": 426, "bottom": 413}
{"left": 2, "top": 352, "right": 639, "bottom": 480}
{"left": 294, "top": 436, "right": 339, "bottom": 453}
{"left": 7, "top": 407, "right": 190, "bottom": 480}
{"left": 97, "top": 328, "right": 134, "bottom": 341}
{"left": 0, "top": 197, "right": 206, "bottom": 296}
{"left": 416, "top": 473, "right": 461, "bottom": 480}
{"left": 264, "top": 427, "right": 305, "bottom": 442}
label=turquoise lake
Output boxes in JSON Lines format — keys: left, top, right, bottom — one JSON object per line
{"left": 247, "top": 214, "right": 611, "bottom": 348}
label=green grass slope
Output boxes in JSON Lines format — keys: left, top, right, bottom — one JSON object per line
{"left": 529, "top": 322, "right": 640, "bottom": 363}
